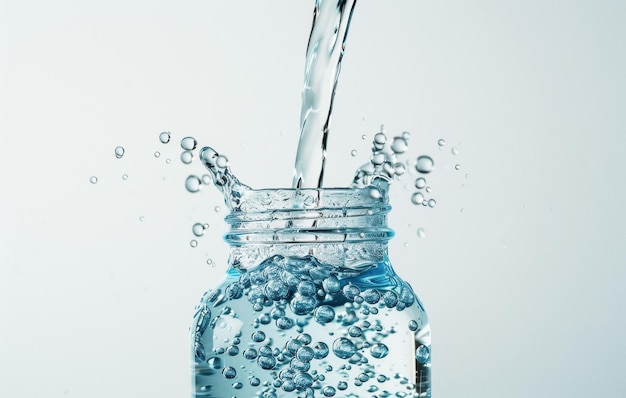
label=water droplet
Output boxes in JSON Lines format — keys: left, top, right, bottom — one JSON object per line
{"left": 139, "top": 216, "right": 145, "bottom": 222}
{"left": 249, "top": 377, "right": 260, "bottom": 386}
{"left": 181, "top": 150, "right": 193, "bottom": 164}
{"left": 251, "top": 331, "right": 266, "bottom": 342}
{"left": 411, "top": 192, "right": 425, "bottom": 205}
{"left": 455, "top": 164, "right": 461, "bottom": 170}
{"left": 322, "top": 386, "right": 336, "bottom": 397}
{"left": 122, "top": 174, "right": 128, "bottom": 180}
{"left": 190, "top": 239, "right": 198, "bottom": 248}
{"left": 452, "top": 146, "right": 460, "bottom": 155}
{"left": 414, "top": 177, "right": 426, "bottom": 189}
{"left": 350, "top": 149, "right": 358, "bottom": 157}
{"left": 408, "top": 320, "right": 419, "bottom": 331}
{"left": 337, "top": 381, "right": 348, "bottom": 390}
{"left": 89, "top": 176, "right": 98, "bottom": 184}
{"left": 332, "top": 337, "right": 356, "bottom": 359}
{"left": 159, "top": 131, "right": 171, "bottom": 144}
{"left": 417, "top": 228, "right": 426, "bottom": 238}
{"left": 185, "top": 175, "right": 202, "bottom": 193}
{"left": 154, "top": 151, "right": 161, "bottom": 158}
{"left": 181, "top": 136, "right": 197, "bottom": 150}
{"left": 428, "top": 198, "right": 437, "bottom": 208}
{"left": 192, "top": 223, "right": 208, "bottom": 237}
{"left": 114, "top": 146, "right": 125, "bottom": 159}
{"left": 391, "top": 137, "right": 408, "bottom": 154}
{"left": 437, "top": 138, "right": 446, "bottom": 148}
{"left": 415, "top": 156, "right": 434, "bottom": 174}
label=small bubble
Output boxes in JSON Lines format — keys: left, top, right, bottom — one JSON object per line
{"left": 139, "top": 216, "right": 145, "bottom": 222}
{"left": 181, "top": 151, "right": 193, "bottom": 164}
{"left": 408, "top": 320, "right": 419, "bottom": 331}
{"left": 428, "top": 199, "right": 437, "bottom": 208}
{"left": 361, "top": 134, "right": 367, "bottom": 140}
{"left": 350, "top": 149, "right": 358, "bottom": 157}
{"left": 425, "top": 186, "right": 432, "bottom": 193}
{"left": 332, "top": 337, "right": 356, "bottom": 359}
{"left": 465, "top": 173, "right": 470, "bottom": 179}
{"left": 89, "top": 176, "right": 98, "bottom": 184}
{"left": 206, "top": 258, "right": 214, "bottom": 266}
{"left": 222, "top": 366, "right": 236, "bottom": 379}
{"left": 185, "top": 175, "right": 202, "bottom": 193}
{"left": 402, "top": 131, "right": 411, "bottom": 140}
{"left": 201, "top": 174, "right": 212, "bottom": 185}
{"left": 159, "top": 131, "right": 171, "bottom": 144}
{"left": 192, "top": 223, "right": 208, "bottom": 237}
{"left": 414, "top": 177, "right": 426, "bottom": 189}
{"left": 452, "top": 146, "right": 460, "bottom": 155}
{"left": 154, "top": 151, "right": 161, "bottom": 158}
{"left": 114, "top": 146, "right": 125, "bottom": 159}
{"left": 437, "top": 138, "right": 446, "bottom": 148}
{"left": 190, "top": 240, "right": 198, "bottom": 248}
{"left": 214, "top": 206, "right": 221, "bottom": 212}
{"left": 415, "top": 155, "right": 434, "bottom": 174}
{"left": 368, "top": 187, "right": 381, "bottom": 199}
{"left": 181, "top": 136, "right": 197, "bottom": 151}
{"left": 373, "top": 132, "right": 386, "bottom": 145}
{"left": 455, "top": 164, "right": 461, "bottom": 170}
{"left": 417, "top": 228, "right": 426, "bottom": 238}
{"left": 411, "top": 192, "right": 425, "bottom": 205}
{"left": 460, "top": 208, "right": 465, "bottom": 213}
{"left": 122, "top": 174, "right": 128, "bottom": 180}
{"left": 415, "top": 345, "right": 431, "bottom": 364}
{"left": 337, "top": 381, "right": 348, "bottom": 390}
{"left": 165, "top": 158, "right": 171, "bottom": 164}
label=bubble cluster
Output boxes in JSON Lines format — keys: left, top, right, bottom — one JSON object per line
{"left": 192, "top": 254, "right": 429, "bottom": 396}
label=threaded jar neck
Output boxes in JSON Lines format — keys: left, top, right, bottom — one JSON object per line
{"left": 224, "top": 187, "right": 394, "bottom": 271}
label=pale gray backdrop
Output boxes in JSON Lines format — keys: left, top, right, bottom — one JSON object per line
{"left": 1, "top": 1, "right": 625, "bottom": 397}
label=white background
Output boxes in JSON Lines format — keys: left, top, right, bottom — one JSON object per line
{"left": 1, "top": 1, "right": 625, "bottom": 397}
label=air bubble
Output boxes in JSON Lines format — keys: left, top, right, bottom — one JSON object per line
{"left": 465, "top": 173, "right": 470, "bottom": 179}
{"left": 414, "top": 177, "right": 426, "bottom": 189}
{"left": 368, "top": 187, "right": 381, "bottom": 199}
{"left": 452, "top": 146, "right": 460, "bottom": 155}
{"left": 425, "top": 186, "right": 432, "bottom": 193}
{"left": 350, "top": 149, "right": 358, "bottom": 157}
{"left": 455, "top": 164, "right": 461, "bottom": 170}
{"left": 190, "top": 240, "right": 198, "bottom": 248}
{"left": 314, "top": 306, "right": 335, "bottom": 324}
{"left": 408, "top": 320, "right": 419, "bottom": 331}
{"left": 122, "top": 174, "right": 128, "bottom": 180}
{"left": 332, "top": 337, "right": 356, "bottom": 359}
{"left": 159, "top": 131, "right": 171, "bottom": 144}
{"left": 222, "top": 366, "right": 236, "bottom": 379}
{"left": 185, "top": 175, "right": 202, "bottom": 193}
{"left": 361, "top": 134, "right": 367, "bottom": 140}
{"left": 313, "top": 342, "right": 329, "bottom": 359}
{"left": 337, "top": 381, "right": 348, "bottom": 390}
{"left": 114, "top": 146, "right": 125, "bottom": 159}
{"left": 417, "top": 228, "right": 426, "bottom": 238}
{"left": 89, "top": 176, "right": 98, "bottom": 184}
{"left": 139, "top": 216, "right": 145, "bottom": 222}
{"left": 370, "top": 343, "right": 389, "bottom": 359}
{"left": 201, "top": 174, "right": 212, "bottom": 185}
{"left": 214, "top": 206, "right": 221, "bottom": 212}
{"left": 192, "top": 223, "right": 208, "bottom": 237}
{"left": 251, "top": 331, "right": 266, "bottom": 342}
{"left": 154, "top": 151, "right": 161, "bottom": 158}
{"left": 402, "top": 131, "right": 411, "bottom": 140}
{"left": 428, "top": 199, "right": 437, "bottom": 208}
{"left": 181, "top": 136, "right": 197, "bottom": 150}
{"left": 322, "top": 386, "right": 336, "bottom": 397}
{"left": 216, "top": 155, "right": 228, "bottom": 168}
{"left": 415, "top": 345, "right": 431, "bottom": 364}
{"left": 373, "top": 132, "right": 386, "bottom": 145}
{"left": 257, "top": 355, "right": 276, "bottom": 370}
{"left": 415, "top": 156, "right": 434, "bottom": 174}
{"left": 437, "top": 139, "right": 446, "bottom": 148}
{"left": 181, "top": 151, "right": 193, "bottom": 164}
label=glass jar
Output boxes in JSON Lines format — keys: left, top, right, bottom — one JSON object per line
{"left": 191, "top": 187, "right": 431, "bottom": 397}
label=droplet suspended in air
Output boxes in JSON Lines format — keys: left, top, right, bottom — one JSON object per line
{"left": 185, "top": 175, "right": 202, "bottom": 193}
{"left": 414, "top": 177, "right": 426, "bottom": 189}
{"left": 89, "top": 176, "right": 98, "bottom": 184}
{"left": 437, "top": 139, "right": 446, "bottom": 148}
{"left": 192, "top": 222, "right": 208, "bottom": 237}
{"left": 181, "top": 136, "right": 197, "bottom": 151}
{"left": 114, "top": 146, "right": 125, "bottom": 159}
{"left": 181, "top": 151, "right": 193, "bottom": 164}
{"left": 159, "top": 131, "right": 171, "bottom": 144}
{"left": 415, "top": 156, "right": 434, "bottom": 174}
{"left": 411, "top": 192, "right": 425, "bottom": 205}
{"left": 417, "top": 228, "right": 426, "bottom": 238}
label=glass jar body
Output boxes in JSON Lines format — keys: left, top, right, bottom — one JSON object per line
{"left": 191, "top": 188, "right": 431, "bottom": 397}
